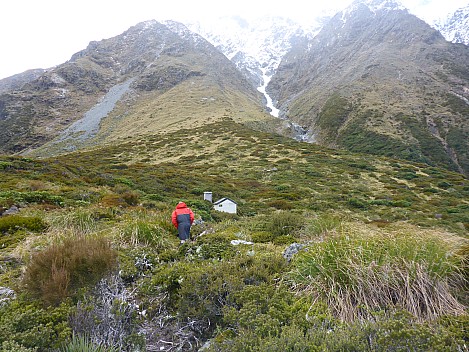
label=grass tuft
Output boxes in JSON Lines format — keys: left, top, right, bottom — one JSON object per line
{"left": 287, "top": 225, "right": 467, "bottom": 321}
{"left": 61, "top": 334, "right": 118, "bottom": 352}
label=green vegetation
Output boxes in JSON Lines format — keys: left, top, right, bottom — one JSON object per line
{"left": 315, "top": 94, "right": 352, "bottom": 139}
{"left": 0, "top": 120, "right": 467, "bottom": 350}
{"left": 0, "top": 299, "right": 72, "bottom": 351}
{"left": 0, "top": 215, "right": 47, "bottom": 248}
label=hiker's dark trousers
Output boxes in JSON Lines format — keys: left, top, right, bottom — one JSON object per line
{"left": 177, "top": 214, "right": 191, "bottom": 240}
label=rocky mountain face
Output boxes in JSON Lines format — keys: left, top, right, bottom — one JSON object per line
{"left": 0, "top": 20, "right": 267, "bottom": 155}
{"left": 436, "top": 4, "right": 469, "bottom": 45}
{"left": 186, "top": 16, "right": 324, "bottom": 116}
{"left": 187, "top": 16, "right": 320, "bottom": 86}
{"left": 269, "top": 0, "right": 469, "bottom": 175}
{"left": 0, "top": 69, "right": 46, "bottom": 93}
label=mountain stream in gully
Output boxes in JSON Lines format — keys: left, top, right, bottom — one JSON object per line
{"left": 257, "top": 69, "right": 314, "bottom": 143}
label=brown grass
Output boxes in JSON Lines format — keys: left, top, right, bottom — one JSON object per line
{"left": 22, "top": 235, "right": 117, "bottom": 306}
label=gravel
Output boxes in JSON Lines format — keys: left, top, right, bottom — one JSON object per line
{"left": 58, "top": 78, "right": 135, "bottom": 143}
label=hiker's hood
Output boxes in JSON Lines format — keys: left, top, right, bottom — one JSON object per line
{"left": 176, "top": 202, "right": 187, "bottom": 209}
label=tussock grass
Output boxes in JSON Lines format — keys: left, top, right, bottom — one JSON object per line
{"left": 46, "top": 208, "right": 102, "bottom": 236}
{"left": 61, "top": 334, "right": 118, "bottom": 352}
{"left": 301, "top": 213, "right": 344, "bottom": 239}
{"left": 115, "top": 210, "right": 175, "bottom": 250}
{"left": 287, "top": 223, "right": 467, "bottom": 321}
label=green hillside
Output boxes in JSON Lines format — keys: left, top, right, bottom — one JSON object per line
{"left": 0, "top": 120, "right": 468, "bottom": 351}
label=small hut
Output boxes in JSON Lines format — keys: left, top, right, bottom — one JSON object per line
{"left": 213, "top": 197, "right": 237, "bottom": 214}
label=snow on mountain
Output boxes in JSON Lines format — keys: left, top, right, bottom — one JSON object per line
{"left": 363, "top": 0, "right": 406, "bottom": 12}
{"left": 187, "top": 16, "right": 316, "bottom": 72}
{"left": 185, "top": 16, "right": 323, "bottom": 116}
{"left": 340, "top": 0, "right": 408, "bottom": 24}
{"left": 163, "top": 20, "right": 213, "bottom": 49}
{"left": 435, "top": 4, "right": 469, "bottom": 45}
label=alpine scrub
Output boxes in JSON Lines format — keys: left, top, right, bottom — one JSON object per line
{"left": 0, "top": 120, "right": 468, "bottom": 351}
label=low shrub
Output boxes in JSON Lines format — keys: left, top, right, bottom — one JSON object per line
{"left": 178, "top": 254, "right": 286, "bottom": 335}
{"left": 221, "top": 284, "right": 315, "bottom": 339}
{"left": 0, "top": 215, "right": 47, "bottom": 248}
{"left": 0, "top": 191, "right": 64, "bottom": 207}
{"left": 266, "top": 199, "right": 293, "bottom": 210}
{"left": 186, "top": 200, "right": 213, "bottom": 220}
{"left": 273, "top": 235, "right": 296, "bottom": 245}
{"left": 150, "top": 252, "right": 287, "bottom": 338}
{"left": 0, "top": 299, "right": 72, "bottom": 351}
{"left": 22, "top": 236, "right": 118, "bottom": 306}
{"left": 118, "top": 248, "right": 158, "bottom": 283}
{"left": 209, "top": 309, "right": 469, "bottom": 352}
{"left": 100, "top": 194, "right": 128, "bottom": 207}
{"left": 0, "top": 230, "right": 29, "bottom": 249}
{"left": 250, "top": 231, "right": 274, "bottom": 243}
{"left": 194, "top": 232, "right": 235, "bottom": 260}
{"left": 210, "top": 210, "right": 239, "bottom": 223}
{"left": 121, "top": 191, "right": 140, "bottom": 206}
{"left": 348, "top": 197, "right": 369, "bottom": 209}
{"left": 0, "top": 215, "right": 47, "bottom": 234}
{"left": 438, "top": 181, "right": 453, "bottom": 189}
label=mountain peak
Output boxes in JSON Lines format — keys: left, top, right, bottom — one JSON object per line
{"left": 337, "top": 0, "right": 408, "bottom": 27}
{"left": 361, "top": 0, "right": 406, "bottom": 12}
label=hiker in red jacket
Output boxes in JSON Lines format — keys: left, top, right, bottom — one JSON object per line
{"left": 171, "top": 202, "right": 195, "bottom": 244}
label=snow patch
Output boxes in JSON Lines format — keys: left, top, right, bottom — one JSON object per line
{"left": 341, "top": 0, "right": 407, "bottom": 24}
{"left": 434, "top": 4, "right": 469, "bottom": 45}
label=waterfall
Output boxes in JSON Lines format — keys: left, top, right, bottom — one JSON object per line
{"left": 257, "top": 68, "right": 279, "bottom": 117}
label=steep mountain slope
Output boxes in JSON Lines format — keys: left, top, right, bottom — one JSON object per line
{"left": 186, "top": 16, "right": 323, "bottom": 116}
{"left": 186, "top": 16, "right": 317, "bottom": 84}
{"left": 269, "top": 0, "right": 469, "bottom": 176}
{"left": 436, "top": 4, "right": 469, "bottom": 45}
{"left": 0, "top": 20, "right": 270, "bottom": 156}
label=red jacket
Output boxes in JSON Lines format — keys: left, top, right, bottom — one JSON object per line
{"left": 171, "top": 202, "right": 194, "bottom": 228}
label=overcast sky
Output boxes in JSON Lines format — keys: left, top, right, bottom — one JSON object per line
{"left": 0, "top": 0, "right": 467, "bottom": 80}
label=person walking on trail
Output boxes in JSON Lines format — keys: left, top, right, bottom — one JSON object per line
{"left": 171, "top": 202, "right": 194, "bottom": 244}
